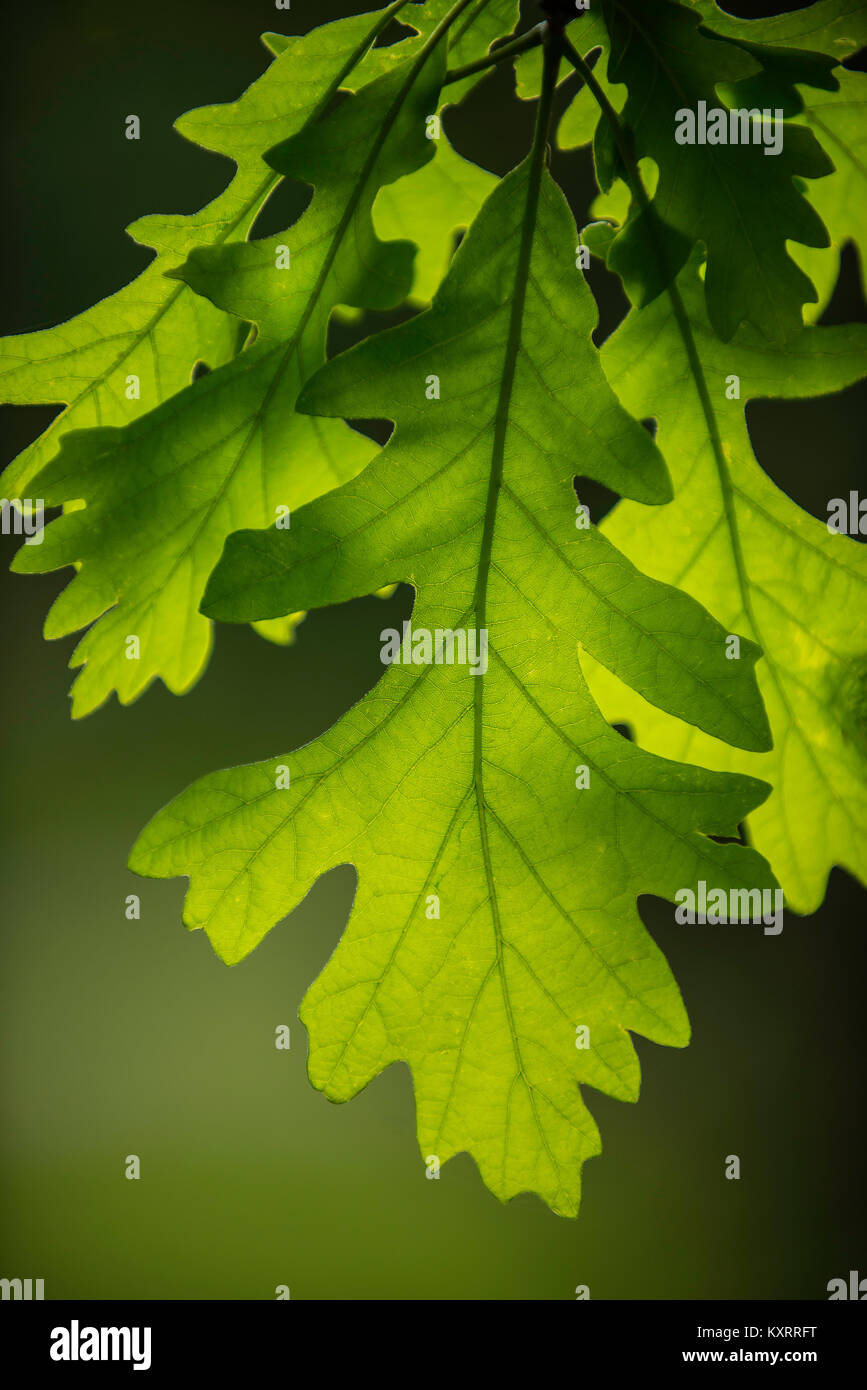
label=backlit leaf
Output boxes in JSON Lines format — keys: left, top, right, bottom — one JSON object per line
{"left": 132, "top": 157, "right": 775, "bottom": 1216}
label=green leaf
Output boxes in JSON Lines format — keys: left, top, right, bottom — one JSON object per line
{"left": 558, "top": 56, "right": 625, "bottom": 154}
{"left": 132, "top": 155, "right": 775, "bottom": 1217}
{"left": 596, "top": 0, "right": 834, "bottom": 341}
{"left": 373, "top": 132, "right": 497, "bottom": 303}
{"left": 584, "top": 254, "right": 867, "bottom": 913}
{"left": 0, "top": 6, "right": 399, "bottom": 501}
{"left": 790, "top": 70, "right": 867, "bottom": 315}
{"left": 351, "top": 0, "right": 519, "bottom": 99}
{"left": 250, "top": 612, "right": 307, "bottom": 647}
{"left": 693, "top": 4, "right": 843, "bottom": 118}
{"left": 434, "top": 0, "right": 520, "bottom": 102}
{"left": 223, "top": 3, "right": 519, "bottom": 420}
{"left": 689, "top": 4, "right": 866, "bottom": 318}
{"left": 693, "top": 0, "right": 867, "bottom": 63}
{"left": 266, "top": 0, "right": 518, "bottom": 98}
{"left": 14, "top": 28, "right": 451, "bottom": 716}
{"left": 362, "top": 0, "right": 521, "bottom": 305}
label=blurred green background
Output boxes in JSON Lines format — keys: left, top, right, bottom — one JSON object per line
{"left": 1, "top": 0, "right": 865, "bottom": 1299}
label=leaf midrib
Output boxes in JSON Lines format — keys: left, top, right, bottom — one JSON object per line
{"left": 471, "top": 39, "right": 558, "bottom": 1171}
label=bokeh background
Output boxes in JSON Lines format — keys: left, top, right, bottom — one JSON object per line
{"left": 1, "top": 0, "right": 865, "bottom": 1299}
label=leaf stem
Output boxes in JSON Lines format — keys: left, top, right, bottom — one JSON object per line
{"left": 470, "top": 24, "right": 563, "bottom": 1134}
{"left": 473, "top": 30, "right": 560, "bottom": 631}
{"left": 445, "top": 22, "right": 548, "bottom": 86}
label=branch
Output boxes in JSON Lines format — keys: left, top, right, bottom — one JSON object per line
{"left": 445, "top": 21, "right": 548, "bottom": 86}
